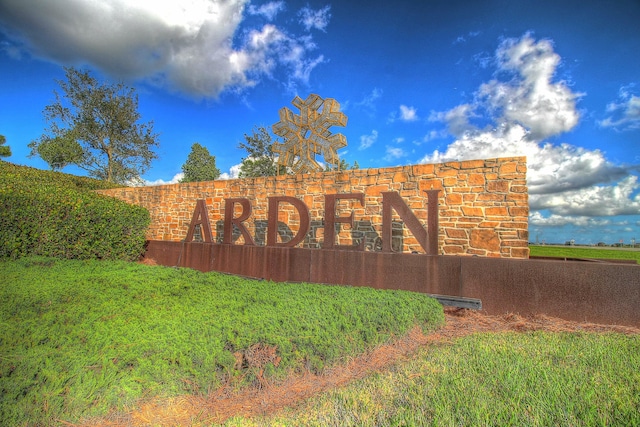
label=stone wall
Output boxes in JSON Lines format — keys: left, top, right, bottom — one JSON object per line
{"left": 97, "top": 156, "right": 529, "bottom": 258}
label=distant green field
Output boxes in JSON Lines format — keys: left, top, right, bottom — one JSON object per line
{"left": 529, "top": 245, "right": 640, "bottom": 264}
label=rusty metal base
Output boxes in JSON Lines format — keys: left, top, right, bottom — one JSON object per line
{"left": 144, "top": 241, "right": 640, "bottom": 327}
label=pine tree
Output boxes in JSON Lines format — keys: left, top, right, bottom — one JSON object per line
{"left": 180, "top": 143, "right": 220, "bottom": 182}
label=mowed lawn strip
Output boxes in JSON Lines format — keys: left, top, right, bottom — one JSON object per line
{"left": 529, "top": 245, "right": 640, "bottom": 264}
{"left": 0, "top": 257, "right": 444, "bottom": 426}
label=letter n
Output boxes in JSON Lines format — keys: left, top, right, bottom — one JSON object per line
{"left": 185, "top": 199, "right": 212, "bottom": 243}
{"left": 381, "top": 191, "right": 439, "bottom": 254}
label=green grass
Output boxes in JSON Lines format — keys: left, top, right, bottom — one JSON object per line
{"left": 4, "top": 257, "right": 639, "bottom": 426}
{"left": 529, "top": 245, "right": 640, "bottom": 264}
{"left": 232, "top": 332, "right": 640, "bottom": 426}
{"left": 0, "top": 257, "right": 444, "bottom": 426}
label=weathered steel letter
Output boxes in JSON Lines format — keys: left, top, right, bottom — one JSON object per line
{"left": 424, "top": 189, "right": 440, "bottom": 255}
{"left": 185, "top": 199, "right": 212, "bottom": 243}
{"left": 323, "top": 193, "right": 365, "bottom": 250}
{"left": 267, "top": 196, "right": 311, "bottom": 247}
{"left": 223, "top": 198, "right": 256, "bottom": 245}
{"left": 381, "top": 190, "right": 439, "bottom": 254}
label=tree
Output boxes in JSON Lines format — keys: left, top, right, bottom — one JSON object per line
{"left": 238, "top": 126, "right": 285, "bottom": 177}
{"left": 0, "top": 135, "right": 10, "bottom": 159}
{"left": 325, "top": 159, "right": 359, "bottom": 171}
{"left": 180, "top": 143, "right": 220, "bottom": 182}
{"left": 28, "top": 67, "right": 159, "bottom": 184}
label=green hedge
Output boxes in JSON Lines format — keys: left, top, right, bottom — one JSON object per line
{"left": 0, "top": 162, "right": 149, "bottom": 261}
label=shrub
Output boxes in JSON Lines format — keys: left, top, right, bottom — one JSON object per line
{"left": 0, "top": 162, "right": 149, "bottom": 261}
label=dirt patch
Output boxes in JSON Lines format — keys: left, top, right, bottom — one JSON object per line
{"left": 80, "top": 309, "right": 639, "bottom": 427}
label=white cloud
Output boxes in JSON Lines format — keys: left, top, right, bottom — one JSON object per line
{"left": 472, "top": 51, "right": 492, "bottom": 69}
{"left": 599, "top": 85, "right": 640, "bottom": 130}
{"left": 384, "top": 146, "right": 406, "bottom": 161}
{"left": 529, "top": 211, "right": 610, "bottom": 228}
{"left": 421, "top": 33, "right": 637, "bottom": 219}
{"left": 0, "top": 39, "right": 23, "bottom": 59}
{"left": 350, "top": 87, "right": 383, "bottom": 116}
{"left": 532, "top": 175, "right": 640, "bottom": 216}
{"left": 399, "top": 105, "right": 418, "bottom": 122}
{"left": 420, "top": 129, "right": 447, "bottom": 144}
{"left": 0, "top": 0, "right": 327, "bottom": 98}
{"left": 145, "top": 163, "right": 243, "bottom": 184}
{"left": 143, "top": 172, "right": 184, "bottom": 186}
{"left": 478, "top": 34, "right": 581, "bottom": 140}
{"left": 298, "top": 5, "right": 331, "bottom": 32}
{"left": 359, "top": 130, "right": 378, "bottom": 150}
{"left": 221, "top": 163, "right": 242, "bottom": 180}
{"left": 248, "top": 1, "right": 285, "bottom": 20}
{"left": 428, "top": 104, "right": 477, "bottom": 136}
{"left": 453, "top": 30, "right": 481, "bottom": 45}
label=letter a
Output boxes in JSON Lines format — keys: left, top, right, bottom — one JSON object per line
{"left": 185, "top": 199, "right": 213, "bottom": 243}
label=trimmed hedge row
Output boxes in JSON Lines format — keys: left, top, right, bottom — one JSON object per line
{"left": 0, "top": 162, "right": 150, "bottom": 261}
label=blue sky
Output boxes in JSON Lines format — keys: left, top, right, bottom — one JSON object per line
{"left": 1, "top": 0, "right": 639, "bottom": 245}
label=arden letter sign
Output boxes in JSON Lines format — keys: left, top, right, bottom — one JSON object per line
{"left": 185, "top": 190, "right": 441, "bottom": 255}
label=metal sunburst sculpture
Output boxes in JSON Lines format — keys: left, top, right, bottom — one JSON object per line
{"left": 272, "top": 94, "right": 348, "bottom": 174}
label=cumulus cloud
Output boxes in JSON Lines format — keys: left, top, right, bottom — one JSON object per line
{"left": 532, "top": 175, "right": 640, "bottom": 216}
{"left": 0, "top": 0, "right": 327, "bottom": 98}
{"left": 146, "top": 163, "right": 243, "bottom": 185}
{"left": 478, "top": 35, "right": 581, "bottom": 140}
{"left": 388, "top": 104, "right": 419, "bottom": 123}
{"left": 421, "top": 34, "right": 637, "bottom": 218}
{"left": 529, "top": 211, "right": 611, "bottom": 228}
{"left": 453, "top": 30, "right": 481, "bottom": 45}
{"left": 399, "top": 105, "right": 418, "bottom": 121}
{"left": 143, "top": 172, "right": 184, "bottom": 186}
{"left": 527, "top": 211, "right": 639, "bottom": 245}
{"left": 248, "top": 1, "right": 285, "bottom": 20}
{"left": 599, "top": 84, "right": 640, "bottom": 130}
{"left": 298, "top": 5, "right": 331, "bottom": 32}
{"left": 349, "top": 87, "right": 383, "bottom": 116}
{"left": 384, "top": 146, "right": 406, "bottom": 161}
{"left": 428, "top": 104, "right": 477, "bottom": 136}
{"left": 359, "top": 130, "right": 378, "bottom": 150}
{"left": 220, "top": 163, "right": 242, "bottom": 180}
{"left": 419, "top": 129, "right": 448, "bottom": 144}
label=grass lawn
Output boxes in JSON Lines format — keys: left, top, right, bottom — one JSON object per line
{"left": 0, "top": 257, "right": 443, "bottom": 426}
{"left": 529, "top": 245, "right": 640, "bottom": 264}
{"left": 2, "top": 257, "right": 639, "bottom": 426}
{"left": 231, "top": 332, "right": 640, "bottom": 426}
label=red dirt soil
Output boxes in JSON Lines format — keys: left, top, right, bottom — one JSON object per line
{"left": 77, "top": 308, "right": 639, "bottom": 427}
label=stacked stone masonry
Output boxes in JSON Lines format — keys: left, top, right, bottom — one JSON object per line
{"left": 97, "top": 156, "right": 529, "bottom": 258}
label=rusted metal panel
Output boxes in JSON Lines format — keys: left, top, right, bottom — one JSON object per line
{"left": 311, "top": 250, "right": 364, "bottom": 287}
{"left": 142, "top": 240, "right": 640, "bottom": 327}
{"left": 145, "top": 240, "right": 182, "bottom": 267}
{"left": 213, "top": 244, "right": 267, "bottom": 278}
{"left": 181, "top": 242, "right": 216, "bottom": 272}
{"left": 459, "top": 257, "right": 640, "bottom": 326}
